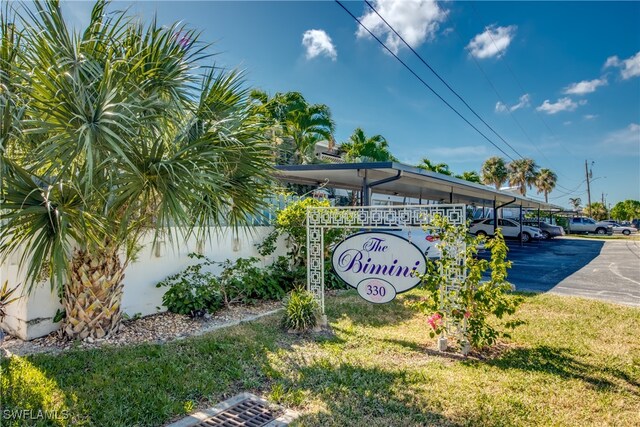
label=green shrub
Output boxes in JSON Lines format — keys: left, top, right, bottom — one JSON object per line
{"left": 156, "top": 255, "right": 298, "bottom": 316}
{"left": 416, "top": 216, "right": 521, "bottom": 349}
{"left": 155, "top": 254, "right": 222, "bottom": 317}
{"left": 0, "top": 280, "right": 20, "bottom": 322}
{"left": 257, "top": 198, "right": 350, "bottom": 290}
{"left": 217, "top": 256, "right": 291, "bottom": 305}
{"left": 281, "top": 289, "right": 319, "bottom": 332}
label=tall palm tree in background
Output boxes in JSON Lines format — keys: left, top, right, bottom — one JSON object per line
{"left": 481, "top": 157, "right": 508, "bottom": 190}
{"left": 534, "top": 168, "right": 558, "bottom": 202}
{"left": 250, "top": 90, "right": 334, "bottom": 164}
{"left": 508, "top": 158, "right": 538, "bottom": 196}
{"left": 569, "top": 197, "right": 582, "bottom": 211}
{"left": 340, "top": 127, "right": 395, "bottom": 162}
{"left": 0, "top": 1, "right": 273, "bottom": 339}
{"left": 417, "top": 158, "right": 452, "bottom": 175}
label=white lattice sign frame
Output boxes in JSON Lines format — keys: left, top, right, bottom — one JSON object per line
{"left": 306, "top": 204, "right": 467, "bottom": 324}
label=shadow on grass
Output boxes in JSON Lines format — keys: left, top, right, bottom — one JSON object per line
{"left": 0, "top": 320, "right": 288, "bottom": 427}
{"left": 480, "top": 345, "right": 639, "bottom": 396}
{"left": 325, "top": 290, "right": 418, "bottom": 328}
{"left": 379, "top": 337, "right": 472, "bottom": 362}
{"left": 275, "top": 361, "right": 461, "bottom": 427}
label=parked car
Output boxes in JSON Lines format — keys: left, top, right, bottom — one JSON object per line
{"left": 522, "top": 220, "right": 565, "bottom": 239}
{"left": 469, "top": 218, "right": 543, "bottom": 243}
{"left": 608, "top": 222, "right": 638, "bottom": 236}
{"left": 632, "top": 219, "right": 640, "bottom": 230}
{"left": 567, "top": 218, "right": 613, "bottom": 235}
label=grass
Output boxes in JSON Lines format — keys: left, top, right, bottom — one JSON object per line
{"left": 1, "top": 291, "right": 639, "bottom": 426}
{"left": 566, "top": 233, "right": 640, "bottom": 241}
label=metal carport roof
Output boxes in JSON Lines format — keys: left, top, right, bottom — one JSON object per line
{"left": 275, "top": 162, "right": 563, "bottom": 211}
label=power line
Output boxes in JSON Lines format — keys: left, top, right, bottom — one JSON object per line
{"left": 363, "top": 0, "right": 579, "bottom": 193}
{"left": 334, "top": 0, "right": 516, "bottom": 161}
{"left": 362, "top": 0, "right": 525, "bottom": 161}
{"left": 469, "top": 1, "right": 574, "bottom": 158}
{"left": 450, "top": 24, "right": 574, "bottom": 184}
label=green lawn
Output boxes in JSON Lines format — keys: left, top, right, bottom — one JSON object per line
{"left": 1, "top": 291, "right": 639, "bottom": 426}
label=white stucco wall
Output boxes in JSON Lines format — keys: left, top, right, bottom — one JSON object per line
{"left": 0, "top": 226, "right": 285, "bottom": 340}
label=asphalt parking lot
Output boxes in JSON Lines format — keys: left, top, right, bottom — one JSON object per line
{"left": 480, "top": 237, "right": 640, "bottom": 307}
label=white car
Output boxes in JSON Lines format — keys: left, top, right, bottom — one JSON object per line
{"left": 609, "top": 222, "right": 637, "bottom": 236}
{"left": 387, "top": 229, "right": 442, "bottom": 259}
{"left": 469, "top": 218, "right": 543, "bottom": 243}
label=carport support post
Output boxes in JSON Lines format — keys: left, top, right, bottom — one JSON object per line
{"left": 361, "top": 170, "right": 369, "bottom": 206}
{"left": 493, "top": 199, "right": 497, "bottom": 236}
{"left": 519, "top": 205, "right": 523, "bottom": 247}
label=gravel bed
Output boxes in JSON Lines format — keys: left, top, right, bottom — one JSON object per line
{"left": 1, "top": 300, "right": 282, "bottom": 357}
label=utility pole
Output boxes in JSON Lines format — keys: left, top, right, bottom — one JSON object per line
{"left": 585, "top": 160, "right": 592, "bottom": 215}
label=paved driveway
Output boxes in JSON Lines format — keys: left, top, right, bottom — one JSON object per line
{"left": 480, "top": 237, "right": 640, "bottom": 307}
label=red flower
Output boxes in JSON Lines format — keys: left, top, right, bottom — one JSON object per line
{"left": 427, "top": 313, "right": 442, "bottom": 330}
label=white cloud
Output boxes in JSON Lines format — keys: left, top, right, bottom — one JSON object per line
{"left": 510, "top": 94, "right": 530, "bottom": 111}
{"left": 356, "top": 0, "right": 448, "bottom": 54}
{"left": 563, "top": 78, "right": 607, "bottom": 95}
{"left": 302, "top": 29, "right": 337, "bottom": 61}
{"left": 604, "top": 123, "right": 640, "bottom": 147}
{"left": 536, "top": 97, "right": 585, "bottom": 114}
{"left": 467, "top": 25, "right": 517, "bottom": 59}
{"left": 604, "top": 51, "right": 640, "bottom": 79}
{"left": 604, "top": 56, "right": 620, "bottom": 68}
{"left": 584, "top": 114, "right": 598, "bottom": 120}
{"left": 495, "top": 93, "right": 530, "bottom": 113}
{"left": 563, "top": 121, "right": 572, "bottom": 126}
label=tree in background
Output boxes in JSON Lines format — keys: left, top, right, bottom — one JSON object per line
{"left": 481, "top": 157, "right": 508, "bottom": 190}
{"left": 569, "top": 197, "right": 582, "bottom": 211}
{"left": 534, "top": 168, "right": 558, "bottom": 203}
{"left": 456, "top": 171, "right": 481, "bottom": 183}
{"left": 417, "top": 158, "right": 452, "bottom": 175}
{"left": 610, "top": 200, "right": 640, "bottom": 221}
{"left": 340, "top": 127, "right": 395, "bottom": 162}
{"left": 0, "top": 2, "right": 273, "bottom": 339}
{"left": 584, "top": 202, "right": 608, "bottom": 221}
{"left": 508, "top": 158, "right": 538, "bottom": 196}
{"left": 250, "top": 90, "right": 334, "bottom": 165}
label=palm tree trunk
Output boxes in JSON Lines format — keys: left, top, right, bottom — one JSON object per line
{"left": 62, "top": 247, "right": 125, "bottom": 339}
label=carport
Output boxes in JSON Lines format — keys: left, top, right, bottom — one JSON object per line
{"left": 275, "top": 162, "right": 563, "bottom": 243}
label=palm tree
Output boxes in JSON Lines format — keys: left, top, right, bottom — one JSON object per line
{"left": 534, "top": 168, "right": 558, "bottom": 202}
{"left": 286, "top": 102, "right": 334, "bottom": 164}
{"left": 481, "top": 157, "right": 508, "bottom": 190}
{"left": 417, "top": 158, "right": 452, "bottom": 175}
{"left": 585, "top": 202, "right": 608, "bottom": 221}
{"left": 569, "top": 197, "right": 582, "bottom": 211}
{"left": 456, "top": 171, "right": 481, "bottom": 183}
{"left": 507, "top": 158, "right": 538, "bottom": 196}
{"left": 250, "top": 91, "right": 334, "bottom": 164}
{"left": 0, "top": 2, "right": 273, "bottom": 339}
{"left": 340, "top": 127, "right": 395, "bottom": 162}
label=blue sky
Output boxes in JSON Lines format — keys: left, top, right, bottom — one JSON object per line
{"left": 60, "top": 1, "right": 640, "bottom": 208}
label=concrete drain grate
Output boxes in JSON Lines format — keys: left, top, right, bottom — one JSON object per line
{"left": 167, "top": 393, "right": 297, "bottom": 427}
{"left": 193, "top": 398, "right": 275, "bottom": 427}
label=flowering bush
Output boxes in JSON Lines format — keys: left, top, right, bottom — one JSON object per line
{"left": 416, "top": 215, "right": 522, "bottom": 349}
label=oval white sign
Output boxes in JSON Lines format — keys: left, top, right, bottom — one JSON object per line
{"left": 332, "top": 232, "right": 427, "bottom": 302}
